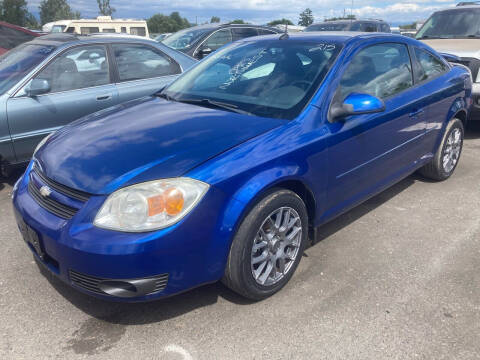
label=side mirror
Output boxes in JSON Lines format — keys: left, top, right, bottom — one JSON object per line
{"left": 199, "top": 47, "right": 213, "bottom": 58}
{"left": 329, "top": 93, "right": 385, "bottom": 122}
{"left": 25, "top": 79, "right": 51, "bottom": 97}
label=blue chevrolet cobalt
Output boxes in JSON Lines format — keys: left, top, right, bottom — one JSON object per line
{"left": 12, "top": 33, "right": 471, "bottom": 301}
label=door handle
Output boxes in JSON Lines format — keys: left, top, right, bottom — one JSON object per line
{"left": 96, "top": 94, "right": 112, "bottom": 101}
{"left": 409, "top": 109, "right": 424, "bottom": 118}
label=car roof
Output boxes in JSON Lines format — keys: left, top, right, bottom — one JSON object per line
{"left": 436, "top": 4, "right": 480, "bottom": 11}
{"left": 310, "top": 19, "right": 387, "bottom": 25}
{"left": 238, "top": 31, "right": 401, "bottom": 43}
{"left": 181, "top": 23, "right": 281, "bottom": 32}
{"left": 26, "top": 33, "right": 159, "bottom": 47}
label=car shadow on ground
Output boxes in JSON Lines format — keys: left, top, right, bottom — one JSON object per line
{"left": 35, "top": 173, "right": 420, "bottom": 326}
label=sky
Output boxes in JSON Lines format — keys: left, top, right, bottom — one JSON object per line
{"left": 27, "top": 0, "right": 458, "bottom": 26}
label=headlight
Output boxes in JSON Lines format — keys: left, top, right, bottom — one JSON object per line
{"left": 33, "top": 132, "right": 54, "bottom": 155}
{"left": 94, "top": 178, "right": 209, "bottom": 232}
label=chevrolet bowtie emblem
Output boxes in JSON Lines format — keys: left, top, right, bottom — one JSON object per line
{"left": 39, "top": 186, "right": 52, "bottom": 197}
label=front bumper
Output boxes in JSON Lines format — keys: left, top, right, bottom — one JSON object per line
{"left": 12, "top": 166, "right": 232, "bottom": 302}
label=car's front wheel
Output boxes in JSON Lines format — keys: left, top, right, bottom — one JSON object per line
{"left": 222, "top": 189, "right": 308, "bottom": 300}
{"left": 419, "top": 118, "right": 464, "bottom": 181}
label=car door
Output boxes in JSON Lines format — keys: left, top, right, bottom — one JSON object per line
{"left": 324, "top": 42, "right": 427, "bottom": 217}
{"left": 6, "top": 44, "right": 118, "bottom": 163}
{"left": 111, "top": 43, "right": 182, "bottom": 103}
{"left": 411, "top": 46, "right": 454, "bottom": 152}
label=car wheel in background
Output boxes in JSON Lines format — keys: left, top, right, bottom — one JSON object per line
{"left": 419, "top": 118, "right": 464, "bottom": 181}
{"left": 222, "top": 189, "right": 308, "bottom": 300}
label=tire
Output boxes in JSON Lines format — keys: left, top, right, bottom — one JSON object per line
{"left": 222, "top": 189, "right": 308, "bottom": 300}
{"left": 419, "top": 118, "right": 464, "bottom": 181}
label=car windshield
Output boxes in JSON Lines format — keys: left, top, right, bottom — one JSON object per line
{"left": 306, "top": 23, "right": 350, "bottom": 31}
{"left": 416, "top": 9, "right": 480, "bottom": 39}
{"left": 162, "top": 40, "right": 342, "bottom": 120}
{"left": 162, "top": 27, "right": 212, "bottom": 51}
{"left": 0, "top": 44, "right": 55, "bottom": 95}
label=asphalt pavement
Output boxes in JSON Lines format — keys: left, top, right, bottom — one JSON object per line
{"left": 1, "top": 125, "right": 479, "bottom": 359}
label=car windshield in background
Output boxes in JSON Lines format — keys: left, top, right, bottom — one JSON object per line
{"left": 0, "top": 44, "right": 55, "bottom": 95}
{"left": 162, "top": 27, "right": 212, "bottom": 51}
{"left": 163, "top": 40, "right": 342, "bottom": 120}
{"left": 306, "top": 23, "right": 350, "bottom": 31}
{"left": 416, "top": 9, "right": 480, "bottom": 39}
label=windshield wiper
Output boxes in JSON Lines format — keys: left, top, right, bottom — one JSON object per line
{"left": 417, "top": 35, "right": 448, "bottom": 40}
{"left": 176, "top": 98, "right": 254, "bottom": 116}
{"left": 155, "top": 92, "right": 176, "bottom": 102}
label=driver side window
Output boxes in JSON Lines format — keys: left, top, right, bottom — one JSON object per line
{"left": 34, "top": 45, "right": 109, "bottom": 94}
{"left": 338, "top": 43, "right": 413, "bottom": 100}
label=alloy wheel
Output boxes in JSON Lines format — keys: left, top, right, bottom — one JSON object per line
{"left": 443, "top": 128, "right": 462, "bottom": 173}
{"left": 251, "top": 207, "right": 302, "bottom": 286}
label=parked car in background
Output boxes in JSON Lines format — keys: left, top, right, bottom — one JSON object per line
{"left": 305, "top": 19, "right": 391, "bottom": 33}
{"left": 0, "top": 33, "right": 196, "bottom": 176}
{"left": 42, "top": 16, "right": 149, "bottom": 37}
{"left": 162, "top": 23, "right": 282, "bottom": 59}
{"left": 13, "top": 32, "right": 471, "bottom": 302}
{"left": 417, "top": 2, "right": 480, "bottom": 120}
{"left": 0, "top": 21, "right": 42, "bottom": 55}
{"left": 155, "top": 33, "right": 172, "bottom": 42}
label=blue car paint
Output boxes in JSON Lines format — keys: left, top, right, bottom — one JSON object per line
{"left": 12, "top": 33, "right": 471, "bottom": 302}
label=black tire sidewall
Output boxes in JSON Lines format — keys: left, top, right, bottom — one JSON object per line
{"left": 232, "top": 189, "right": 308, "bottom": 300}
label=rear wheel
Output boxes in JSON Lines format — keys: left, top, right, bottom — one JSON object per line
{"left": 419, "top": 118, "right": 464, "bottom": 181}
{"left": 222, "top": 189, "right": 308, "bottom": 300}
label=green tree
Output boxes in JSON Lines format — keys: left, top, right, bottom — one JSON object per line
{"left": 25, "top": 12, "right": 40, "bottom": 29}
{"left": 97, "top": 0, "right": 115, "bottom": 16}
{"left": 147, "top": 12, "right": 191, "bottom": 34}
{"left": 325, "top": 15, "right": 356, "bottom": 21}
{"left": 230, "top": 19, "right": 245, "bottom": 24}
{"left": 268, "top": 18, "right": 293, "bottom": 26}
{"left": 39, "top": 0, "right": 80, "bottom": 25}
{"left": 0, "top": 0, "right": 28, "bottom": 26}
{"left": 298, "top": 8, "right": 314, "bottom": 26}
{"left": 210, "top": 16, "right": 220, "bottom": 23}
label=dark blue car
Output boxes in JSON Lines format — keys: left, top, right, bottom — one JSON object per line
{"left": 12, "top": 33, "right": 471, "bottom": 301}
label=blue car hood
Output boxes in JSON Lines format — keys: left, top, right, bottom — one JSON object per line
{"left": 35, "top": 97, "right": 285, "bottom": 194}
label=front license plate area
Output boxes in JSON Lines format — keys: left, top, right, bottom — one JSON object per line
{"left": 17, "top": 218, "right": 45, "bottom": 259}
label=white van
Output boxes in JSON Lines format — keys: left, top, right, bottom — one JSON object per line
{"left": 42, "top": 16, "right": 149, "bottom": 37}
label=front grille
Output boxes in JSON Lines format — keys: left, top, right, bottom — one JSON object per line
{"left": 33, "top": 166, "right": 91, "bottom": 202}
{"left": 69, "top": 270, "right": 169, "bottom": 296}
{"left": 28, "top": 181, "right": 78, "bottom": 219}
{"left": 28, "top": 165, "right": 91, "bottom": 219}
{"left": 454, "top": 57, "right": 480, "bottom": 80}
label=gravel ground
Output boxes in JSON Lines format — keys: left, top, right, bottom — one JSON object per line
{"left": 1, "top": 125, "right": 479, "bottom": 360}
